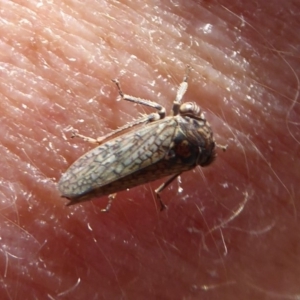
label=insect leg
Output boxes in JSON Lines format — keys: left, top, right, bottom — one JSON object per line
{"left": 112, "top": 79, "right": 166, "bottom": 119}
{"left": 71, "top": 111, "right": 162, "bottom": 145}
{"left": 216, "top": 143, "right": 228, "bottom": 152}
{"left": 172, "top": 65, "right": 191, "bottom": 116}
{"left": 71, "top": 130, "right": 101, "bottom": 144}
{"left": 100, "top": 194, "right": 117, "bottom": 212}
{"left": 155, "top": 173, "right": 181, "bottom": 211}
{"left": 70, "top": 79, "right": 167, "bottom": 145}
{"left": 95, "top": 111, "right": 161, "bottom": 143}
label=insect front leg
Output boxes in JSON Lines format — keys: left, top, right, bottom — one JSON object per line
{"left": 172, "top": 65, "right": 191, "bottom": 116}
{"left": 216, "top": 143, "right": 228, "bottom": 152}
{"left": 155, "top": 173, "right": 181, "bottom": 211}
{"left": 112, "top": 79, "right": 166, "bottom": 120}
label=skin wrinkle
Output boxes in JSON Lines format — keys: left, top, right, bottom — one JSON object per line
{"left": 0, "top": 1, "right": 299, "bottom": 299}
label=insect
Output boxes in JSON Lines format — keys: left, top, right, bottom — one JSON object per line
{"left": 58, "top": 66, "right": 226, "bottom": 211}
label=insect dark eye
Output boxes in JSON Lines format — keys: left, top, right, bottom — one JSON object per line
{"left": 179, "top": 102, "right": 201, "bottom": 117}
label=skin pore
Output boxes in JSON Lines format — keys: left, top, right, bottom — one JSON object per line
{"left": 1, "top": 0, "right": 299, "bottom": 299}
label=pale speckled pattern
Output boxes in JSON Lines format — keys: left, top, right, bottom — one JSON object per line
{"left": 59, "top": 117, "right": 176, "bottom": 197}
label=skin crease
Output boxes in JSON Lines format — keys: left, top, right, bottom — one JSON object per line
{"left": 0, "top": 0, "right": 299, "bottom": 299}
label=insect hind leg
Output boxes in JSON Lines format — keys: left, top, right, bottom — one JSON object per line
{"left": 100, "top": 194, "right": 116, "bottom": 213}
{"left": 71, "top": 129, "right": 101, "bottom": 144}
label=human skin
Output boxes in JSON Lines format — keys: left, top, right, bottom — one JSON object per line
{"left": 1, "top": 0, "right": 299, "bottom": 299}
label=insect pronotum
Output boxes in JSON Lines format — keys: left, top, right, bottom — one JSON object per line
{"left": 58, "top": 66, "right": 226, "bottom": 211}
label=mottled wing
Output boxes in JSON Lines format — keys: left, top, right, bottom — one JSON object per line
{"left": 58, "top": 117, "right": 177, "bottom": 198}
